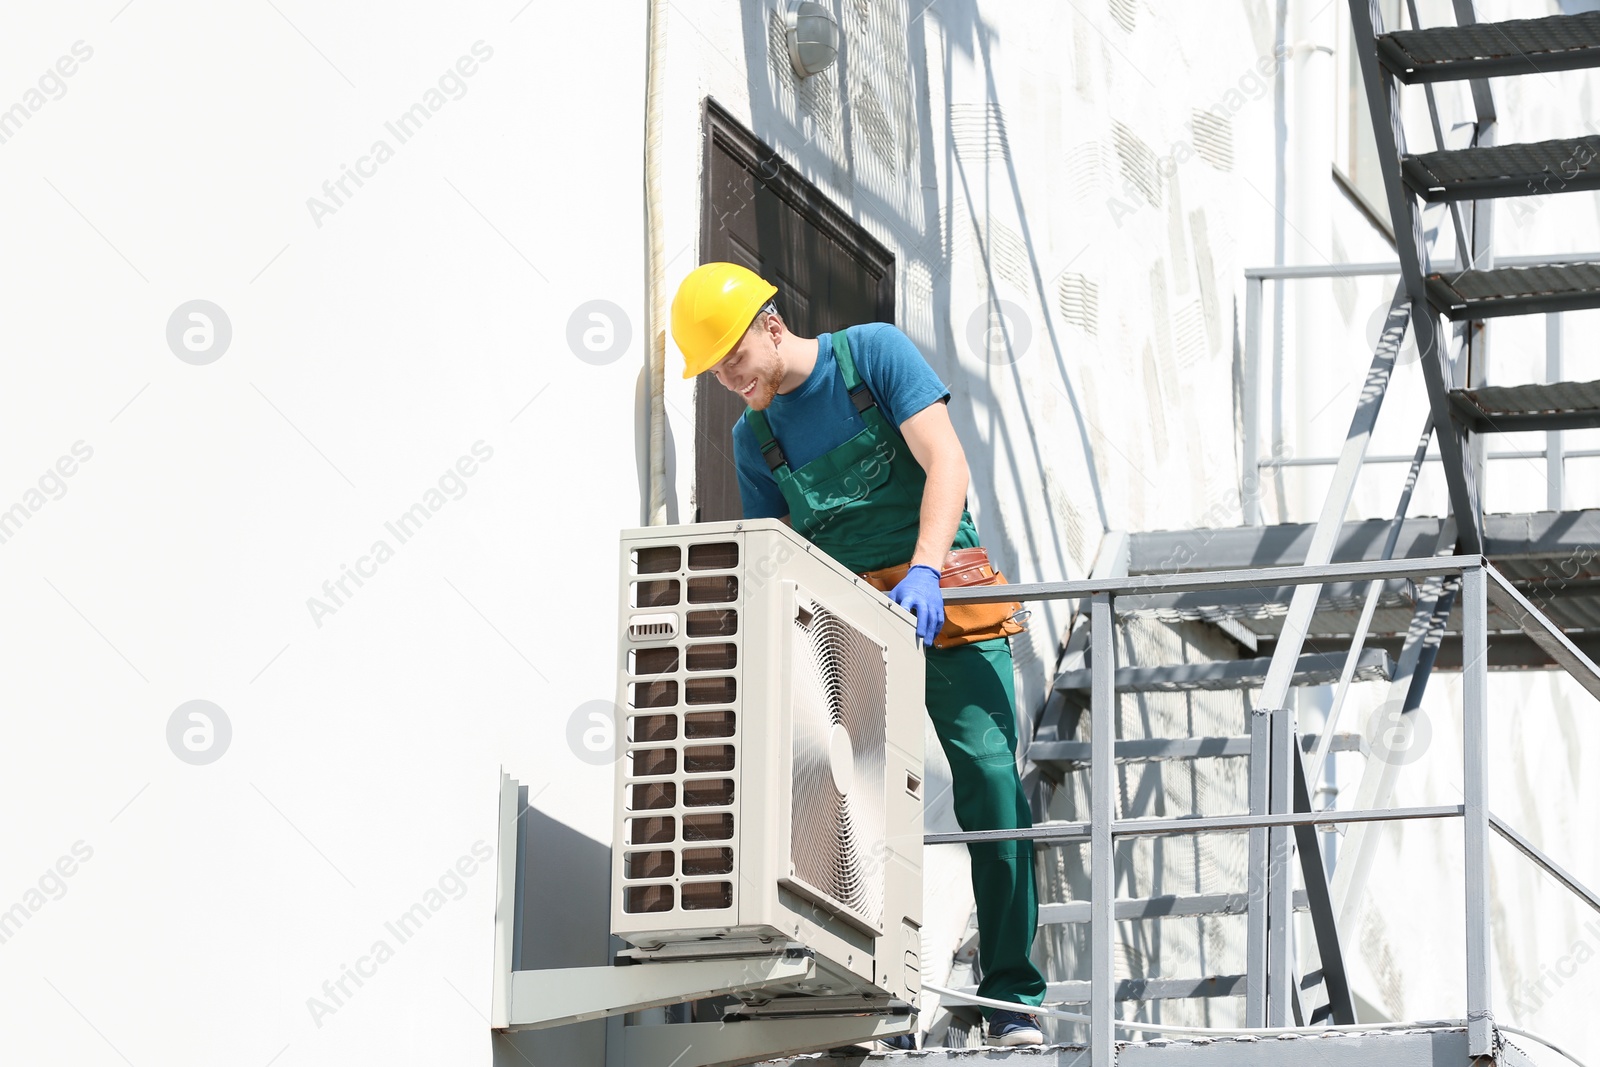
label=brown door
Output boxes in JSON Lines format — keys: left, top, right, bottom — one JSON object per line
{"left": 694, "top": 100, "right": 896, "bottom": 523}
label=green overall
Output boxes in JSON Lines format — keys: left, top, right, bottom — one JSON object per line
{"left": 745, "top": 331, "right": 1046, "bottom": 1013}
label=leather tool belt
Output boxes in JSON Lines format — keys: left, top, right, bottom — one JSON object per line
{"left": 861, "top": 547, "right": 1027, "bottom": 649}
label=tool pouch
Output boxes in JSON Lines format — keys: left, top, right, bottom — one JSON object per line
{"left": 861, "top": 547, "right": 1027, "bottom": 649}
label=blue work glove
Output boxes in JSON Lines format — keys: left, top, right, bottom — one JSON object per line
{"left": 889, "top": 564, "right": 945, "bottom": 648}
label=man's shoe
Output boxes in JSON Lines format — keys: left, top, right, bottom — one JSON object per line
{"left": 985, "top": 1008, "right": 1045, "bottom": 1046}
{"left": 875, "top": 1031, "right": 918, "bottom": 1051}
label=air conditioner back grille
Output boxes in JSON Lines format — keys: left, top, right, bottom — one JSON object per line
{"left": 789, "top": 596, "right": 888, "bottom": 930}
{"left": 617, "top": 537, "right": 741, "bottom": 918}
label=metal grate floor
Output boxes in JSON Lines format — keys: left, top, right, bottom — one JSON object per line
{"left": 1426, "top": 262, "right": 1600, "bottom": 319}
{"left": 1450, "top": 379, "right": 1600, "bottom": 432}
{"left": 1403, "top": 137, "right": 1600, "bottom": 201}
{"left": 1378, "top": 11, "right": 1600, "bottom": 82}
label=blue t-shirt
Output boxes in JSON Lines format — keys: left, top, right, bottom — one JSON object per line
{"left": 732, "top": 322, "right": 950, "bottom": 519}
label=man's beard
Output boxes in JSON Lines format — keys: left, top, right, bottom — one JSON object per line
{"left": 745, "top": 362, "right": 783, "bottom": 410}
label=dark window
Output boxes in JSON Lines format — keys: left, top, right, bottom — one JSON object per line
{"left": 695, "top": 99, "right": 896, "bottom": 523}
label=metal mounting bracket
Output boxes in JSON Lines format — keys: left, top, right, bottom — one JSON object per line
{"left": 499, "top": 952, "right": 818, "bottom": 1032}
{"left": 617, "top": 1014, "right": 915, "bottom": 1067}
{"left": 490, "top": 771, "right": 917, "bottom": 1065}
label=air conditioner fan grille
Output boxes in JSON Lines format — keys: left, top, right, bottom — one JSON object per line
{"left": 790, "top": 598, "right": 887, "bottom": 928}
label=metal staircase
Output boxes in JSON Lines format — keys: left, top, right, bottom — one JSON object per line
{"left": 925, "top": 3, "right": 1600, "bottom": 1062}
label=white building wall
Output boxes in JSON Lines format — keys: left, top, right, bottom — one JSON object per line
{"left": 2, "top": 1, "right": 1596, "bottom": 1063}
{"left": 0, "top": 3, "right": 648, "bottom": 1064}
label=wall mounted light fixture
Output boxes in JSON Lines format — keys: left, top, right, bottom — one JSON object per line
{"left": 785, "top": 1, "right": 840, "bottom": 79}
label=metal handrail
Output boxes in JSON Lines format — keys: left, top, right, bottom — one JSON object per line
{"left": 926, "top": 803, "right": 1463, "bottom": 846}
{"left": 1239, "top": 257, "right": 1597, "bottom": 523}
{"left": 1243, "top": 251, "right": 1600, "bottom": 280}
{"left": 934, "top": 556, "right": 1600, "bottom": 1059}
{"left": 941, "top": 553, "right": 1471, "bottom": 604}
{"left": 1261, "top": 447, "right": 1600, "bottom": 468}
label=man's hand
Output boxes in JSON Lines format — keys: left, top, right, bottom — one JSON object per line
{"left": 889, "top": 564, "right": 944, "bottom": 647}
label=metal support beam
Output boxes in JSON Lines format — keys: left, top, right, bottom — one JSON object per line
{"left": 1039, "top": 891, "right": 1308, "bottom": 925}
{"left": 1030, "top": 732, "right": 1365, "bottom": 766}
{"left": 1485, "top": 566, "right": 1600, "bottom": 701}
{"left": 1408, "top": 0, "right": 1471, "bottom": 264}
{"left": 1090, "top": 592, "right": 1115, "bottom": 1067}
{"left": 1490, "top": 813, "right": 1600, "bottom": 917}
{"left": 926, "top": 802, "right": 1462, "bottom": 847}
{"left": 503, "top": 953, "right": 817, "bottom": 1031}
{"left": 1348, "top": 0, "right": 1484, "bottom": 553}
{"left": 1244, "top": 276, "right": 1264, "bottom": 525}
{"left": 943, "top": 551, "right": 1477, "bottom": 606}
{"left": 1291, "top": 749, "right": 1356, "bottom": 1024}
{"left": 1548, "top": 314, "right": 1565, "bottom": 511}
{"left": 491, "top": 770, "right": 522, "bottom": 1030}
{"left": 1309, "top": 419, "right": 1433, "bottom": 790}
{"left": 1453, "top": 0, "right": 1498, "bottom": 394}
{"left": 1266, "top": 705, "right": 1293, "bottom": 1026}
{"left": 1257, "top": 282, "right": 1410, "bottom": 709}
{"left": 618, "top": 1014, "right": 912, "bottom": 1067}
{"left": 963, "top": 975, "right": 1246, "bottom": 1004}
{"left": 1462, "top": 564, "right": 1492, "bottom": 1055}
{"left": 1245, "top": 706, "right": 1269, "bottom": 1026}
{"left": 1116, "top": 804, "right": 1463, "bottom": 837}
{"left": 1053, "top": 650, "right": 1393, "bottom": 696}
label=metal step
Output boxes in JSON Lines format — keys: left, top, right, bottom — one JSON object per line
{"left": 1426, "top": 262, "right": 1600, "bottom": 319}
{"left": 1029, "top": 732, "right": 1365, "bottom": 767}
{"left": 1450, "top": 380, "right": 1600, "bottom": 433}
{"left": 1053, "top": 648, "right": 1392, "bottom": 694}
{"left": 956, "top": 975, "right": 1244, "bottom": 1004}
{"left": 1377, "top": 11, "right": 1600, "bottom": 83}
{"left": 1402, "top": 137, "right": 1600, "bottom": 202}
{"left": 1039, "top": 891, "right": 1308, "bottom": 926}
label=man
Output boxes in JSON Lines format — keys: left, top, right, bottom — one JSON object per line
{"left": 671, "top": 262, "right": 1047, "bottom": 1047}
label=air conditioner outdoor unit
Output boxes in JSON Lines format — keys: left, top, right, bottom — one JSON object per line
{"left": 611, "top": 518, "right": 925, "bottom": 1012}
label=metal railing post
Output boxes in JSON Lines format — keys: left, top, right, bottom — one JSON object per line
{"left": 932, "top": 555, "right": 1600, "bottom": 1047}
{"left": 1462, "top": 562, "right": 1492, "bottom": 1054}
{"left": 1244, "top": 276, "right": 1263, "bottom": 525}
{"left": 1091, "top": 592, "right": 1115, "bottom": 1067}
{"left": 1245, "top": 704, "right": 1270, "bottom": 1026}
{"left": 1547, "top": 314, "right": 1565, "bottom": 512}
{"left": 1267, "top": 704, "right": 1294, "bottom": 1025}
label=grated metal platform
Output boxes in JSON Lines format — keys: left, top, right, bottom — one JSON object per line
{"left": 1402, "top": 136, "right": 1600, "bottom": 201}
{"left": 1123, "top": 511, "right": 1600, "bottom": 666}
{"left": 1425, "top": 262, "right": 1600, "bottom": 319}
{"left": 1449, "top": 379, "right": 1600, "bottom": 433}
{"left": 1377, "top": 11, "right": 1600, "bottom": 82}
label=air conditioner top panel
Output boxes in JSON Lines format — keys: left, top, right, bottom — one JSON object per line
{"left": 619, "top": 519, "right": 914, "bottom": 628}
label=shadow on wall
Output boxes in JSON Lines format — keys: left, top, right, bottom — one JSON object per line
{"left": 729, "top": 0, "right": 1108, "bottom": 612}
{"left": 637, "top": 365, "right": 680, "bottom": 526}
{"left": 493, "top": 803, "right": 611, "bottom": 1066}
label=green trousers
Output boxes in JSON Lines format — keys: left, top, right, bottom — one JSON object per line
{"left": 924, "top": 637, "right": 1047, "bottom": 1014}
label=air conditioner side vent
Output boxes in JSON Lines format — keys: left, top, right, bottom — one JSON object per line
{"left": 628, "top": 612, "right": 679, "bottom": 642}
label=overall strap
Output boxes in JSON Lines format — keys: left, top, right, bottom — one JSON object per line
{"left": 747, "top": 329, "right": 880, "bottom": 475}
{"left": 829, "top": 329, "right": 879, "bottom": 416}
{"left": 745, "top": 407, "right": 789, "bottom": 473}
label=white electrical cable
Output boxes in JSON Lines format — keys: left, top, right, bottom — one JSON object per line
{"left": 925, "top": 983, "right": 1466, "bottom": 1039}
{"left": 1496, "top": 1024, "right": 1590, "bottom": 1067}
{"left": 642, "top": 0, "right": 668, "bottom": 526}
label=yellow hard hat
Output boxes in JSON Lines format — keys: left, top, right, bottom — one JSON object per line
{"left": 671, "top": 262, "right": 779, "bottom": 378}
